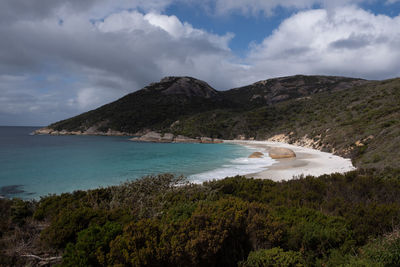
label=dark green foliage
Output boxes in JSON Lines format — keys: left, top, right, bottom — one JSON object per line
{"left": 10, "top": 198, "right": 34, "bottom": 226}
{"left": 325, "top": 230, "right": 400, "bottom": 266}
{"left": 2, "top": 170, "right": 400, "bottom": 266}
{"left": 40, "top": 207, "right": 109, "bottom": 248}
{"left": 107, "top": 198, "right": 283, "bottom": 266}
{"left": 240, "top": 247, "right": 305, "bottom": 267}
{"left": 62, "top": 222, "right": 122, "bottom": 267}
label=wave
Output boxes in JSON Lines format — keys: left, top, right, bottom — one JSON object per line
{"left": 189, "top": 155, "right": 275, "bottom": 183}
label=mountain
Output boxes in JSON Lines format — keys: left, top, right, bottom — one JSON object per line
{"left": 222, "top": 75, "right": 367, "bottom": 108}
{"left": 45, "top": 76, "right": 232, "bottom": 135}
{"left": 41, "top": 75, "right": 366, "bottom": 134}
{"left": 37, "top": 74, "right": 400, "bottom": 169}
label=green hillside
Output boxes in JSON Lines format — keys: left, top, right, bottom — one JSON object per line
{"left": 48, "top": 75, "right": 367, "bottom": 135}
{"left": 174, "top": 78, "right": 400, "bottom": 169}
{"left": 50, "top": 77, "right": 234, "bottom": 133}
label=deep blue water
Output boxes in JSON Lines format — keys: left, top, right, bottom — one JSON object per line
{"left": 0, "top": 126, "right": 272, "bottom": 199}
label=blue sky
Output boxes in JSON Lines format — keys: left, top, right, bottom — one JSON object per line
{"left": 0, "top": 0, "right": 400, "bottom": 126}
{"left": 164, "top": 4, "right": 291, "bottom": 57}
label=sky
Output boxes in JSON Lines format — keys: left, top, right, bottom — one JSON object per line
{"left": 1, "top": 0, "right": 400, "bottom": 126}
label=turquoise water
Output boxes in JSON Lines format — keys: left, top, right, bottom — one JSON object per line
{"left": 0, "top": 127, "right": 273, "bottom": 199}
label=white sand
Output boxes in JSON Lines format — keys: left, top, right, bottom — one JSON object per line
{"left": 225, "top": 140, "right": 356, "bottom": 181}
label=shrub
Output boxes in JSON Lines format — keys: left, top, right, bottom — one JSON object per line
{"left": 62, "top": 222, "right": 122, "bottom": 267}
{"left": 240, "top": 247, "right": 305, "bottom": 267}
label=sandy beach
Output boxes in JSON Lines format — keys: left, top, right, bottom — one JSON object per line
{"left": 225, "top": 140, "right": 356, "bottom": 181}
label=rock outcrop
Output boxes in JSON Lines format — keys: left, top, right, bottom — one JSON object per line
{"left": 33, "top": 127, "right": 130, "bottom": 136}
{"left": 158, "top": 76, "right": 219, "bottom": 99}
{"left": 269, "top": 148, "right": 296, "bottom": 159}
{"left": 249, "top": 152, "right": 264, "bottom": 158}
{"left": 130, "top": 132, "right": 223, "bottom": 144}
{"left": 174, "top": 135, "right": 200, "bottom": 143}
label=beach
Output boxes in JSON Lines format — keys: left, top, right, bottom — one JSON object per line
{"left": 226, "top": 140, "right": 356, "bottom": 181}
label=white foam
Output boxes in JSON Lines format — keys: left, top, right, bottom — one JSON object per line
{"left": 189, "top": 156, "right": 275, "bottom": 184}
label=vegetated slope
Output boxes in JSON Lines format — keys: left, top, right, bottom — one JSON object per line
{"left": 2, "top": 170, "right": 400, "bottom": 266}
{"left": 48, "top": 75, "right": 366, "bottom": 134}
{"left": 173, "top": 78, "right": 400, "bottom": 169}
{"left": 50, "top": 76, "right": 233, "bottom": 133}
{"left": 222, "top": 75, "right": 366, "bottom": 108}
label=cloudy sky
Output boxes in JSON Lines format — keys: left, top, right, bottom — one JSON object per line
{"left": 1, "top": 0, "right": 400, "bottom": 126}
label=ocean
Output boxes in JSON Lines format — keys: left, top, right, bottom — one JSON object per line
{"left": 0, "top": 126, "right": 274, "bottom": 199}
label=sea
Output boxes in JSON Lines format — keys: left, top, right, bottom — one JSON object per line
{"left": 0, "top": 126, "right": 274, "bottom": 199}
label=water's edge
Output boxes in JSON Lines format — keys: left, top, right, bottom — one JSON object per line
{"left": 0, "top": 126, "right": 275, "bottom": 199}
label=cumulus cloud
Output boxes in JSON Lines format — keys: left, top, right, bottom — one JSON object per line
{"left": 204, "top": 0, "right": 373, "bottom": 16}
{"left": 245, "top": 6, "right": 400, "bottom": 82}
{"left": 0, "top": 4, "right": 240, "bottom": 125}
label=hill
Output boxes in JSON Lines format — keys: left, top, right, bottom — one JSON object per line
{"left": 37, "top": 74, "right": 400, "bottom": 169}
{"left": 40, "top": 75, "right": 365, "bottom": 135}
{"left": 174, "top": 78, "right": 400, "bottom": 169}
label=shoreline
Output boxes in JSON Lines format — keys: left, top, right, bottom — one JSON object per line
{"left": 225, "top": 140, "right": 356, "bottom": 181}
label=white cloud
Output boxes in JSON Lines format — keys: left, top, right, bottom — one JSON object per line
{"left": 0, "top": 6, "right": 240, "bottom": 125}
{"left": 77, "top": 87, "right": 121, "bottom": 109}
{"left": 245, "top": 6, "right": 400, "bottom": 81}
{"left": 207, "top": 0, "right": 370, "bottom": 16}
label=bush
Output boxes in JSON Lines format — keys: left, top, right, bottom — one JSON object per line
{"left": 40, "top": 207, "right": 108, "bottom": 248}
{"left": 62, "top": 222, "right": 122, "bottom": 267}
{"left": 240, "top": 247, "right": 305, "bottom": 267}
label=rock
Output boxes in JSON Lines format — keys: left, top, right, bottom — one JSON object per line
{"left": 269, "top": 148, "right": 296, "bottom": 159}
{"left": 213, "top": 138, "right": 223, "bottom": 144}
{"left": 249, "top": 152, "right": 264, "bottom": 158}
{"left": 161, "top": 133, "right": 174, "bottom": 142}
{"left": 170, "top": 120, "right": 180, "bottom": 128}
{"left": 160, "top": 77, "right": 218, "bottom": 98}
{"left": 129, "top": 133, "right": 222, "bottom": 144}
{"left": 236, "top": 135, "right": 246, "bottom": 140}
{"left": 355, "top": 140, "right": 364, "bottom": 147}
{"left": 200, "top": 137, "right": 213, "bottom": 143}
{"left": 34, "top": 127, "right": 53, "bottom": 135}
{"left": 132, "top": 131, "right": 162, "bottom": 142}
{"left": 106, "top": 129, "right": 126, "bottom": 136}
{"left": 174, "top": 135, "right": 200, "bottom": 143}
{"left": 85, "top": 126, "right": 100, "bottom": 134}
{"left": 267, "top": 134, "right": 290, "bottom": 143}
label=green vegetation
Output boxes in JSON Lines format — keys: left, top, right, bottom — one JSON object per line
{"left": 2, "top": 170, "right": 400, "bottom": 266}
{"left": 174, "top": 79, "right": 400, "bottom": 169}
